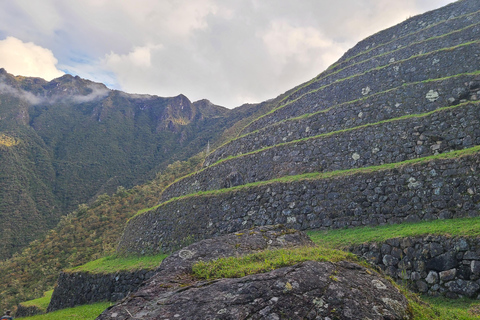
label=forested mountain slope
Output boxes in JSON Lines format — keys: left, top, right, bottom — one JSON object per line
{"left": 0, "top": 69, "right": 271, "bottom": 259}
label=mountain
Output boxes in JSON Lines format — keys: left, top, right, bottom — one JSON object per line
{"left": 0, "top": 69, "right": 269, "bottom": 259}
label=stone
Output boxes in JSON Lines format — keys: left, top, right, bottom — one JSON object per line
{"left": 383, "top": 254, "right": 399, "bottom": 267}
{"left": 416, "top": 280, "right": 429, "bottom": 293}
{"left": 97, "top": 228, "right": 411, "bottom": 320}
{"left": 439, "top": 268, "right": 457, "bottom": 282}
{"left": 426, "top": 252, "right": 458, "bottom": 272}
{"left": 471, "top": 260, "right": 480, "bottom": 275}
{"left": 425, "top": 271, "right": 439, "bottom": 284}
{"left": 445, "top": 279, "right": 480, "bottom": 298}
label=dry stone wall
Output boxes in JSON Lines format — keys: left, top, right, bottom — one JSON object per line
{"left": 47, "top": 269, "right": 155, "bottom": 312}
{"left": 335, "top": 0, "right": 477, "bottom": 68}
{"left": 163, "top": 101, "right": 480, "bottom": 201}
{"left": 119, "top": 153, "right": 480, "bottom": 255}
{"left": 279, "top": 19, "right": 480, "bottom": 110}
{"left": 241, "top": 42, "right": 480, "bottom": 136}
{"left": 351, "top": 235, "right": 480, "bottom": 299}
{"left": 206, "top": 75, "right": 480, "bottom": 164}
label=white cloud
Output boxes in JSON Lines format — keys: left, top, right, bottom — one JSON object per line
{"left": 0, "top": 37, "right": 64, "bottom": 80}
{"left": 0, "top": 0, "right": 456, "bottom": 108}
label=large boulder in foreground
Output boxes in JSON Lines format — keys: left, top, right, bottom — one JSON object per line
{"left": 97, "top": 226, "right": 411, "bottom": 319}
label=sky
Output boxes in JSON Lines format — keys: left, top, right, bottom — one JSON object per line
{"left": 0, "top": 0, "right": 453, "bottom": 108}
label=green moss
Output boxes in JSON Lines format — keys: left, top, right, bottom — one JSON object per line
{"left": 65, "top": 254, "right": 168, "bottom": 274}
{"left": 20, "top": 302, "right": 112, "bottom": 320}
{"left": 19, "top": 290, "right": 53, "bottom": 311}
{"left": 192, "top": 246, "right": 358, "bottom": 280}
{"left": 308, "top": 217, "right": 480, "bottom": 250}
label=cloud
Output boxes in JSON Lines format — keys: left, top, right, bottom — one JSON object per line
{"left": 0, "top": 37, "right": 64, "bottom": 80}
{"left": 0, "top": 77, "right": 42, "bottom": 105}
{"left": 0, "top": 1, "right": 455, "bottom": 108}
{"left": 0, "top": 76, "right": 109, "bottom": 105}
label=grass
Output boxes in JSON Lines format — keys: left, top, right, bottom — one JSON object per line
{"left": 19, "top": 290, "right": 53, "bottom": 311}
{"left": 133, "top": 145, "right": 480, "bottom": 219}
{"left": 192, "top": 246, "right": 358, "bottom": 280}
{"left": 65, "top": 254, "right": 168, "bottom": 274}
{"left": 414, "top": 296, "right": 480, "bottom": 320}
{"left": 308, "top": 216, "right": 480, "bottom": 250}
{"left": 19, "top": 302, "right": 112, "bottom": 320}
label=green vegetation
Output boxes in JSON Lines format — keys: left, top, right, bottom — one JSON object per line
{"left": 135, "top": 145, "right": 480, "bottom": 219}
{"left": 327, "top": 9, "right": 480, "bottom": 72}
{"left": 192, "top": 246, "right": 358, "bottom": 280}
{"left": 19, "top": 290, "right": 53, "bottom": 312}
{"left": 0, "top": 156, "right": 203, "bottom": 310}
{"left": 20, "top": 302, "right": 112, "bottom": 320}
{"left": 308, "top": 217, "right": 480, "bottom": 250}
{"left": 66, "top": 254, "right": 167, "bottom": 274}
{"left": 413, "top": 296, "right": 480, "bottom": 320}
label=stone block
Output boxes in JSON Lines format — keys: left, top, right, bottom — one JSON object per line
{"left": 439, "top": 268, "right": 457, "bottom": 282}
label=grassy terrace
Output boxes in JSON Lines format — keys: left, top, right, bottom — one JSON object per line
{"left": 239, "top": 40, "right": 480, "bottom": 137}
{"left": 283, "top": 19, "right": 480, "bottom": 105}
{"left": 135, "top": 145, "right": 480, "bottom": 219}
{"left": 280, "top": 9, "right": 480, "bottom": 107}
{"left": 20, "top": 302, "right": 112, "bottom": 320}
{"left": 308, "top": 216, "right": 480, "bottom": 250}
{"left": 205, "top": 70, "right": 480, "bottom": 161}
{"left": 19, "top": 290, "right": 53, "bottom": 312}
{"left": 65, "top": 254, "right": 168, "bottom": 274}
{"left": 205, "top": 100, "right": 480, "bottom": 168}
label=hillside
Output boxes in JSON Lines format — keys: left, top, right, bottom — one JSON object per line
{"left": 0, "top": 69, "right": 277, "bottom": 259}
{"left": 118, "top": 0, "right": 480, "bottom": 255}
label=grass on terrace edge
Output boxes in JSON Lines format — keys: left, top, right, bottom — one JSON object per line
{"left": 20, "top": 302, "right": 112, "bottom": 320}
{"left": 19, "top": 290, "right": 53, "bottom": 311}
{"left": 133, "top": 145, "right": 480, "bottom": 219}
{"left": 307, "top": 216, "right": 480, "bottom": 250}
{"left": 65, "top": 254, "right": 168, "bottom": 274}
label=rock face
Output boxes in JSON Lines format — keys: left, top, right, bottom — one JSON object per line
{"left": 97, "top": 226, "right": 411, "bottom": 320}
{"left": 117, "top": 0, "right": 480, "bottom": 256}
{"left": 351, "top": 235, "right": 480, "bottom": 299}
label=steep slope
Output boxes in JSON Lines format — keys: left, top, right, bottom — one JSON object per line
{"left": 0, "top": 69, "right": 253, "bottom": 259}
{"left": 117, "top": 0, "right": 480, "bottom": 255}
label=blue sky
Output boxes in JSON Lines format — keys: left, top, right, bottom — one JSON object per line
{"left": 0, "top": 0, "right": 453, "bottom": 108}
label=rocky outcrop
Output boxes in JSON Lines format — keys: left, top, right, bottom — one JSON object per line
{"left": 351, "top": 235, "right": 480, "bottom": 299}
{"left": 98, "top": 226, "right": 411, "bottom": 320}
{"left": 47, "top": 269, "right": 155, "bottom": 312}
